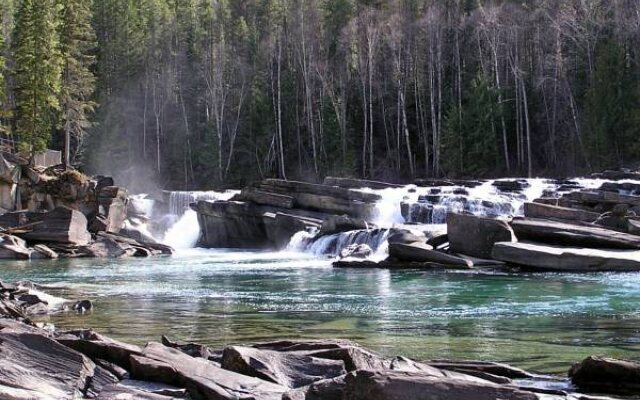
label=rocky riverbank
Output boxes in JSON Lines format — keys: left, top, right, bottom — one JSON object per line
{"left": 0, "top": 153, "right": 173, "bottom": 260}
{"left": 0, "top": 285, "right": 638, "bottom": 400}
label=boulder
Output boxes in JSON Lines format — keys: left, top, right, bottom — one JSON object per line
{"left": 386, "top": 229, "right": 427, "bottom": 245}
{"left": 97, "top": 186, "right": 129, "bottom": 233}
{"left": 0, "top": 207, "right": 92, "bottom": 245}
{"left": 388, "top": 242, "right": 473, "bottom": 268}
{"left": 339, "top": 244, "right": 373, "bottom": 259}
{"left": 130, "top": 342, "right": 287, "bottom": 400}
{"left": 342, "top": 370, "right": 539, "bottom": 400}
{"left": 447, "top": 213, "right": 516, "bottom": 259}
{"left": 0, "top": 234, "right": 32, "bottom": 259}
{"left": 511, "top": 218, "right": 640, "bottom": 249}
{"left": 196, "top": 201, "right": 272, "bottom": 249}
{"left": 161, "top": 335, "right": 216, "bottom": 360}
{"left": 221, "top": 345, "right": 346, "bottom": 388}
{"left": 0, "top": 332, "right": 95, "bottom": 400}
{"left": 56, "top": 329, "right": 143, "bottom": 370}
{"left": 31, "top": 244, "right": 58, "bottom": 259}
{"left": 523, "top": 202, "right": 599, "bottom": 223}
{"left": 79, "top": 235, "right": 137, "bottom": 258}
{"left": 569, "top": 356, "right": 640, "bottom": 394}
{"left": 492, "top": 242, "right": 640, "bottom": 271}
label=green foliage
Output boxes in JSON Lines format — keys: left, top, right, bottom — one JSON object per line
{"left": 585, "top": 39, "right": 640, "bottom": 170}
{"left": 12, "top": 0, "right": 63, "bottom": 155}
{"left": 58, "top": 0, "right": 97, "bottom": 162}
{"left": 442, "top": 72, "right": 502, "bottom": 176}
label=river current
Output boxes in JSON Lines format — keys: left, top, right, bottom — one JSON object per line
{"left": 0, "top": 179, "right": 639, "bottom": 375}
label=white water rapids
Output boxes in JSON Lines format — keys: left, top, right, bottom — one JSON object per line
{"left": 130, "top": 177, "right": 635, "bottom": 258}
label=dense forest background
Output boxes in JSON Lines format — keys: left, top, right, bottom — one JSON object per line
{"left": 0, "top": 0, "right": 639, "bottom": 190}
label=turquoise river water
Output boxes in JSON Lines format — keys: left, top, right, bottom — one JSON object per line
{"left": 1, "top": 248, "right": 639, "bottom": 374}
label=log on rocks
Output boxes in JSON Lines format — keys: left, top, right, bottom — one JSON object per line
{"left": 221, "top": 345, "right": 346, "bottom": 389}
{"left": 447, "top": 213, "right": 516, "bottom": 259}
{"left": 569, "top": 356, "right": 640, "bottom": 394}
{"left": 56, "top": 329, "right": 143, "bottom": 370}
{"left": 523, "top": 202, "right": 599, "bottom": 223}
{"left": 492, "top": 242, "right": 640, "bottom": 271}
{"left": 511, "top": 218, "right": 640, "bottom": 249}
{"left": 342, "top": 370, "right": 540, "bottom": 400}
{"left": 0, "top": 207, "right": 92, "bottom": 245}
{"left": 0, "top": 332, "right": 96, "bottom": 400}
{"left": 388, "top": 242, "right": 473, "bottom": 268}
{"left": 130, "top": 342, "right": 287, "bottom": 400}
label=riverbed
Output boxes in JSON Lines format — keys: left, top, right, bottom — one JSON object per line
{"left": 1, "top": 248, "right": 639, "bottom": 375}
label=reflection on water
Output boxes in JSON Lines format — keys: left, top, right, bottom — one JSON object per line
{"left": 1, "top": 249, "right": 639, "bottom": 374}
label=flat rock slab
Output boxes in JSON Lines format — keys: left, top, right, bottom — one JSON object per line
{"left": 492, "top": 242, "right": 640, "bottom": 271}
{"left": 343, "top": 370, "right": 541, "bottom": 400}
{"left": 511, "top": 218, "right": 640, "bottom": 249}
{"left": 523, "top": 202, "right": 600, "bottom": 223}
{"left": 221, "top": 345, "right": 346, "bottom": 388}
{"left": 389, "top": 242, "right": 473, "bottom": 267}
{"left": 0, "top": 332, "right": 95, "bottom": 400}
{"left": 56, "top": 328, "right": 143, "bottom": 370}
{"left": 131, "top": 342, "right": 287, "bottom": 400}
{"left": 97, "top": 380, "right": 189, "bottom": 400}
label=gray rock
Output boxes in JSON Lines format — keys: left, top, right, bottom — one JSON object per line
{"left": 569, "top": 356, "right": 640, "bottom": 394}
{"left": 342, "top": 370, "right": 540, "bottom": 400}
{"left": 388, "top": 242, "right": 472, "bottom": 268}
{"left": 523, "top": 202, "right": 599, "bottom": 223}
{"left": 447, "top": 213, "right": 516, "bottom": 259}
{"left": 130, "top": 342, "right": 287, "bottom": 400}
{"left": 339, "top": 244, "right": 373, "bottom": 259}
{"left": 221, "top": 345, "right": 346, "bottom": 388}
{"left": 492, "top": 242, "right": 640, "bottom": 271}
{"left": 56, "top": 329, "right": 143, "bottom": 370}
{"left": 0, "top": 207, "right": 92, "bottom": 245}
{"left": 0, "top": 332, "right": 95, "bottom": 400}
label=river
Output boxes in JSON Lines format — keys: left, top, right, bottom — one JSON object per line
{"left": 1, "top": 248, "right": 639, "bottom": 374}
{"left": 1, "top": 178, "right": 639, "bottom": 375}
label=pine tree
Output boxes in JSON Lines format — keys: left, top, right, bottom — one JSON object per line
{"left": 59, "top": 0, "right": 97, "bottom": 166}
{"left": 12, "top": 0, "right": 63, "bottom": 156}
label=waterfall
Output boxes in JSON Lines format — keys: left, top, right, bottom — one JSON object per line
{"left": 163, "top": 190, "right": 239, "bottom": 249}
{"left": 169, "top": 191, "right": 237, "bottom": 216}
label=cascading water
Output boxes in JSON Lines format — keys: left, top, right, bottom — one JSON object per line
{"left": 163, "top": 190, "right": 238, "bottom": 249}
{"left": 296, "top": 177, "right": 619, "bottom": 259}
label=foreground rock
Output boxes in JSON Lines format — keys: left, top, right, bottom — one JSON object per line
{"left": 492, "top": 242, "right": 640, "bottom": 271}
{"left": 0, "top": 330, "right": 97, "bottom": 399}
{"left": 569, "top": 356, "right": 640, "bottom": 394}
{"left": 342, "top": 370, "right": 540, "bottom": 400}
{"left": 131, "top": 342, "right": 288, "bottom": 400}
